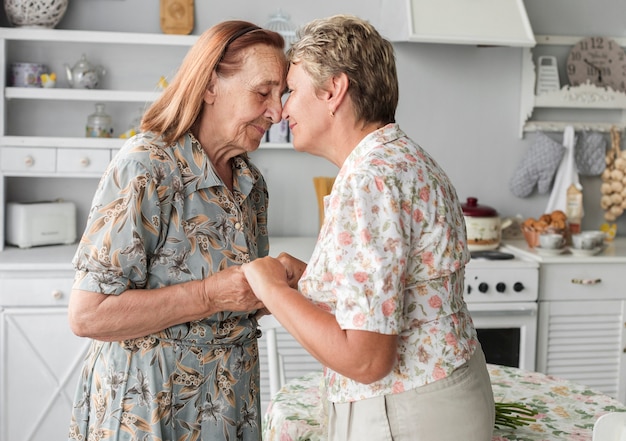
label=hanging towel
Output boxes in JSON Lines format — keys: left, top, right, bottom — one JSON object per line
{"left": 545, "top": 126, "right": 580, "bottom": 213}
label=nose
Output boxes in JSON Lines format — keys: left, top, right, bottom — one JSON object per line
{"left": 281, "top": 98, "right": 290, "bottom": 122}
{"left": 266, "top": 95, "right": 283, "bottom": 124}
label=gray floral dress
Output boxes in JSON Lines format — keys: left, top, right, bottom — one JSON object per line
{"left": 68, "top": 131, "right": 269, "bottom": 441}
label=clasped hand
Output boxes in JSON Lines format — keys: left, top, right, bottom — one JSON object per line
{"left": 242, "top": 252, "right": 306, "bottom": 302}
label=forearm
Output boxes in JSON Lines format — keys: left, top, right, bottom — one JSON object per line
{"left": 262, "top": 283, "right": 396, "bottom": 383}
{"left": 68, "top": 279, "right": 213, "bottom": 341}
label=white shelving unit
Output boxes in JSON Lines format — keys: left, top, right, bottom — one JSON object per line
{"left": 519, "top": 34, "right": 626, "bottom": 137}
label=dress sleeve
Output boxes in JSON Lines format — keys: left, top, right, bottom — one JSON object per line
{"left": 331, "top": 171, "right": 410, "bottom": 335}
{"left": 72, "top": 156, "right": 166, "bottom": 295}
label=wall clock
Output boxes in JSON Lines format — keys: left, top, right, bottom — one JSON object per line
{"left": 566, "top": 36, "right": 626, "bottom": 92}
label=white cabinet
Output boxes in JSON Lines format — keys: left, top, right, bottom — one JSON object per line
{"left": 536, "top": 261, "right": 626, "bottom": 403}
{"left": 519, "top": 35, "right": 626, "bottom": 137}
{"left": 0, "top": 246, "right": 90, "bottom": 441}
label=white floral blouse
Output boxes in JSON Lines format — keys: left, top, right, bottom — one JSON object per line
{"left": 298, "top": 123, "right": 477, "bottom": 403}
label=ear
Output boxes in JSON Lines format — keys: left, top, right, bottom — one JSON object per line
{"left": 204, "top": 71, "right": 218, "bottom": 104}
{"left": 326, "top": 72, "right": 350, "bottom": 114}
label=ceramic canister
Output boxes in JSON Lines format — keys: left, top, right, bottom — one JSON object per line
{"left": 10, "top": 62, "right": 48, "bottom": 87}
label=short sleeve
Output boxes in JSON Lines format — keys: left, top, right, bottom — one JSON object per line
{"left": 72, "top": 156, "right": 166, "bottom": 295}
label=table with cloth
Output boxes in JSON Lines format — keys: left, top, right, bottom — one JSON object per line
{"left": 263, "top": 364, "right": 626, "bottom": 441}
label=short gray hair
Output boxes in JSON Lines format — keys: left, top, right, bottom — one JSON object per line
{"left": 287, "top": 14, "right": 398, "bottom": 125}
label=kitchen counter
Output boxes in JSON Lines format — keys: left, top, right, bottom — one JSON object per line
{"left": 0, "top": 243, "right": 77, "bottom": 271}
{"left": 502, "top": 237, "right": 626, "bottom": 263}
{"left": 2, "top": 236, "right": 624, "bottom": 270}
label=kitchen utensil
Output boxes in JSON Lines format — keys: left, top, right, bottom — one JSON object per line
{"left": 536, "top": 55, "right": 560, "bottom": 95}
{"left": 313, "top": 176, "right": 335, "bottom": 229}
{"left": 570, "top": 246, "right": 602, "bottom": 257}
{"left": 535, "top": 246, "right": 567, "bottom": 256}
{"left": 539, "top": 233, "right": 565, "bottom": 249}
{"left": 160, "top": 0, "right": 194, "bottom": 35}
{"left": 65, "top": 54, "right": 106, "bottom": 89}
{"left": 571, "top": 233, "right": 595, "bottom": 250}
{"left": 470, "top": 250, "right": 515, "bottom": 260}
{"left": 10, "top": 62, "right": 47, "bottom": 87}
{"left": 461, "top": 197, "right": 512, "bottom": 251}
{"left": 86, "top": 103, "right": 113, "bottom": 138}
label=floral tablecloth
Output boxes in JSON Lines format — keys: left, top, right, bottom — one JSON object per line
{"left": 262, "top": 364, "right": 626, "bottom": 441}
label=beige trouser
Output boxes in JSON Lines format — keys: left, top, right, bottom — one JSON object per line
{"left": 327, "top": 345, "right": 495, "bottom": 441}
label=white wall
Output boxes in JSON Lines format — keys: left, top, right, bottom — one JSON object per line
{"left": 2, "top": 0, "right": 625, "bottom": 237}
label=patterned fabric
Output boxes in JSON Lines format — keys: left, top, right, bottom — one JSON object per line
{"left": 298, "top": 123, "right": 476, "bottom": 403}
{"left": 575, "top": 130, "right": 606, "bottom": 176}
{"left": 262, "top": 366, "right": 626, "bottom": 441}
{"left": 509, "top": 132, "right": 565, "bottom": 198}
{"left": 69, "top": 131, "right": 269, "bottom": 441}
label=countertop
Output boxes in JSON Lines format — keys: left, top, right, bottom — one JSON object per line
{"left": 1, "top": 236, "right": 624, "bottom": 271}
{"left": 502, "top": 237, "right": 626, "bottom": 264}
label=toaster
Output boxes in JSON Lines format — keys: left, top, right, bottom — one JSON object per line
{"left": 6, "top": 200, "right": 77, "bottom": 248}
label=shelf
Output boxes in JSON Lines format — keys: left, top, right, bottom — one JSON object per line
{"left": 5, "top": 87, "right": 161, "bottom": 102}
{"left": 0, "top": 136, "right": 294, "bottom": 150}
{"left": 533, "top": 83, "right": 626, "bottom": 109}
{"left": 0, "top": 27, "right": 198, "bottom": 46}
{"left": 519, "top": 35, "right": 626, "bottom": 136}
{"left": 523, "top": 121, "right": 624, "bottom": 133}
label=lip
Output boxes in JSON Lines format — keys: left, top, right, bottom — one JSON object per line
{"left": 252, "top": 124, "right": 268, "bottom": 135}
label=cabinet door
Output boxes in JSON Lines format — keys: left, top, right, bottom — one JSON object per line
{"left": 537, "top": 300, "right": 626, "bottom": 403}
{"left": 0, "top": 307, "right": 91, "bottom": 441}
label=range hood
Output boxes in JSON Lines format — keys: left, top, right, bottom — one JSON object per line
{"left": 380, "top": 0, "right": 536, "bottom": 47}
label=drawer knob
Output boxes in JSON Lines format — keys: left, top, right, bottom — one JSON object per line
{"left": 79, "top": 157, "right": 91, "bottom": 167}
{"left": 24, "top": 155, "right": 34, "bottom": 167}
{"left": 51, "top": 290, "right": 64, "bottom": 300}
{"left": 571, "top": 278, "right": 602, "bottom": 285}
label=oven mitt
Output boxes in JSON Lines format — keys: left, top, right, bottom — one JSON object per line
{"left": 509, "top": 132, "right": 565, "bottom": 198}
{"left": 574, "top": 131, "right": 606, "bottom": 176}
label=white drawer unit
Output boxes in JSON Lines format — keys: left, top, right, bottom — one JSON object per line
{"left": 0, "top": 276, "right": 73, "bottom": 306}
{"left": 56, "top": 148, "right": 111, "bottom": 174}
{"left": 539, "top": 262, "right": 624, "bottom": 301}
{"left": 1, "top": 147, "right": 56, "bottom": 173}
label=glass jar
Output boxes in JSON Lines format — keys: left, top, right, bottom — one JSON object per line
{"left": 85, "top": 103, "right": 113, "bottom": 138}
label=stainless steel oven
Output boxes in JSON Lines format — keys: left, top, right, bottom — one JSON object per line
{"left": 464, "top": 255, "right": 539, "bottom": 371}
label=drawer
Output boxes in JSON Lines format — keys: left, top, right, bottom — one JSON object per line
{"left": 0, "top": 277, "right": 73, "bottom": 306}
{"left": 0, "top": 147, "right": 56, "bottom": 173}
{"left": 56, "top": 148, "right": 111, "bottom": 173}
{"left": 539, "top": 263, "right": 624, "bottom": 301}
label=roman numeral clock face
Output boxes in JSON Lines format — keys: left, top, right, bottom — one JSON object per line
{"left": 566, "top": 36, "right": 626, "bottom": 92}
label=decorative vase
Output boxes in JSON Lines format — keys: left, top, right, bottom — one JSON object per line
{"left": 4, "top": 0, "right": 69, "bottom": 28}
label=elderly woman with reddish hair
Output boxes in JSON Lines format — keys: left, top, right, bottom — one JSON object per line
{"left": 68, "top": 20, "right": 290, "bottom": 440}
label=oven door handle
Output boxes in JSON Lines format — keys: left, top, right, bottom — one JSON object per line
{"left": 470, "top": 307, "right": 537, "bottom": 317}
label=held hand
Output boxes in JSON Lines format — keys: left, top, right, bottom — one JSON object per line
{"left": 241, "top": 256, "right": 290, "bottom": 302}
{"left": 275, "top": 252, "right": 307, "bottom": 289}
{"left": 201, "top": 265, "right": 264, "bottom": 313}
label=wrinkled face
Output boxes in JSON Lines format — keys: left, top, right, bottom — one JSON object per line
{"left": 207, "top": 44, "right": 287, "bottom": 152}
{"left": 281, "top": 63, "right": 329, "bottom": 154}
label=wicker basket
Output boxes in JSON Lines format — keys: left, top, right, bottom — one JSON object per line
{"left": 4, "top": 0, "right": 68, "bottom": 28}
